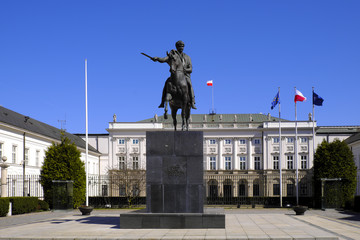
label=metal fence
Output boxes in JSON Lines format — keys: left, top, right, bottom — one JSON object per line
{"left": 3, "top": 171, "right": 314, "bottom": 207}
{"left": 4, "top": 175, "right": 44, "bottom": 200}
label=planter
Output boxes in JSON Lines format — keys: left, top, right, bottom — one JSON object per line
{"left": 78, "top": 206, "right": 93, "bottom": 215}
{"left": 293, "top": 206, "right": 308, "bottom": 215}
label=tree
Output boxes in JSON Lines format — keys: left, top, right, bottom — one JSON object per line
{"left": 314, "top": 139, "right": 357, "bottom": 208}
{"left": 40, "top": 135, "right": 86, "bottom": 208}
{"left": 108, "top": 167, "right": 146, "bottom": 208}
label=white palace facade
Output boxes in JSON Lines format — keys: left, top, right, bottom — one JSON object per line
{"left": 83, "top": 113, "right": 360, "bottom": 201}
{"left": 1, "top": 105, "right": 360, "bottom": 201}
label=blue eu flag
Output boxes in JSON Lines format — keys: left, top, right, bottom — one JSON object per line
{"left": 313, "top": 92, "right": 324, "bottom": 106}
{"left": 271, "top": 91, "right": 280, "bottom": 110}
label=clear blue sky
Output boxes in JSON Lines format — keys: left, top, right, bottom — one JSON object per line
{"left": 1, "top": 1, "right": 359, "bottom": 133}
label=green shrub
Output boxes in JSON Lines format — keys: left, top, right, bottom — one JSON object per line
{"left": 40, "top": 135, "right": 86, "bottom": 209}
{"left": 0, "top": 198, "right": 10, "bottom": 217}
{"left": 10, "top": 197, "right": 38, "bottom": 215}
{"left": 38, "top": 199, "right": 49, "bottom": 211}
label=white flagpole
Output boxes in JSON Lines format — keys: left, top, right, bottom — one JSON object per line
{"left": 312, "top": 87, "right": 316, "bottom": 165}
{"left": 85, "top": 59, "right": 89, "bottom": 206}
{"left": 278, "top": 87, "right": 283, "bottom": 207}
{"left": 294, "top": 87, "right": 299, "bottom": 206}
{"left": 212, "top": 83, "right": 215, "bottom": 114}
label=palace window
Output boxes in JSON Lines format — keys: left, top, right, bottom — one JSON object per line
{"left": 300, "top": 183, "right": 308, "bottom": 196}
{"left": 287, "top": 184, "right": 294, "bottom": 196}
{"left": 25, "top": 148, "right": 29, "bottom": 166}
{"left": 209, "top": 156, "right": 216, "bottom": 170}
{"left": 273, "top": 156, "right": 279, "bottom": 170}
{"left": 273, "top": 184, "right": 280, "bottom": 196}
{"left": 239, "top": 139, "right": 246, "bottom": 145}
{"left": 254, "top": 156, "right": 261, "bottom": 170}
{"left": 273, "top": 137, "right": 280, "bottom": 144}
{"left": 209, "top": 139, "right": 216, "bottom": 145}
{"left": 239, "top": 156, "right": 246, "bottom": 170}
{"left": 12, "top": 145, "right": 17, "bottom": 164}
{"left": 132, "top": 156, "right": 139, "bottom": 169}
{"left": 132, "top": 139, "right": 139, "bottom": 144}
{"left": 254, "top": 139, "right": 261, "bottom": 145}
{"left": 36, "top": 150, "right": 40, "bottom": 167}
{"left": 224, "top": 139, "right": 231, "bottom": 145}
{"left": 118, "top": 139, "right": 125, "bottom": 144}
{"left": 118, "top": 156, "right": 126, "bottom": 170}
{"left": 286, "top": 137, "right": 294, "bottom": 143}
{"left": 300, "top": 137, "right": 308, "bottom": 143}
{"left": 225, "top": 157, "right": 232, "bottom": 170}
{"left": 253, "top": 184, "right": 260, "bottom": 196}
{"left": 287, "top": 155, "right": 294, "bottom": 169}
{"left": 301, "top": 155, "right": 308, "bottom": 169}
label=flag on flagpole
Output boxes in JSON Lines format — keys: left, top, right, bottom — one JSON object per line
{"left": 271, "top": 91, "right": 280, "bottom": 110}
{"left": 206, "top": 80, "right": 213, "bottom": 86}
{"left": 313, "top": 92, "right": 324, "bottom": 106}
{"left": 294, "top": 89, "right": 306, "bottom": 102}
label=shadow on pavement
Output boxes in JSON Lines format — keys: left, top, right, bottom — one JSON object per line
{"left": 75, "top": 216, "right": 120, "bottom": 228}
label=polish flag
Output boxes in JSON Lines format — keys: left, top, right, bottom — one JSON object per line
{"left": 294, "top": 89, "right": 307, "bottom": 102}
{"left": 206, "top": 80, "right": 213, "bottom": 86}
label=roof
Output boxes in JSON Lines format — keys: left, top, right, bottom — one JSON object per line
{"left": 344, "top": 132, "right": 360, "bottom": 144}
{"left": 316, "top": 126, "right": 360, "bottom": 135}
{"left": 0, "top": 106, "right": 99, "bottom": 153}
{"left": 138, "top": 113, "right": 288, "bottom": 124}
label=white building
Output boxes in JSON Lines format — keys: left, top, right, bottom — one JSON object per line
{"left": 83, "top": 113, "right": 359, "bottom": 201}
{"left": 0, "top": 106, "right": 101, "bottom": 197}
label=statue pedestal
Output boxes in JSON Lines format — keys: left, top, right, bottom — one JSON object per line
{"left": 146, "top": 131, "right": 204, "bottom": 213}
{"left": 120, "top": 131, "right": 225, "bottom": 229}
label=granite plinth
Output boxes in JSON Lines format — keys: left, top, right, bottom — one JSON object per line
{"left": 146, "top": 131, "right": 204, "bottom": 213}
{"left": 120, "top": 212, "right": 225, "bottom": 229}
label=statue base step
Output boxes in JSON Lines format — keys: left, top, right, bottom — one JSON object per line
{"left": 120, "top": 211, "right": 225, "bottom": 229}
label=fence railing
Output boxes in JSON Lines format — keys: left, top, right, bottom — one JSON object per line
{"left": 2, "top": 171, "right": 314, "bottom": 207}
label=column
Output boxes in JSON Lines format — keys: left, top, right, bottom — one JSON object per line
{"left": 218, "top": 138, "right": 223, "bottom": 170}
{"left": 248, "top": 138, "right": 253, "bottom": 170}
{"left": 233, "top": 138, "right": 239, "bottom": 170}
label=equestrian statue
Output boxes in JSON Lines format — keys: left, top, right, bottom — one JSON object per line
{"left": 142, "top": 40, "right": 196, "bottom": 131}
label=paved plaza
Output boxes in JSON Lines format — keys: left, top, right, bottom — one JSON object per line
{"left": 0, "top": 208, "right": 360, "bottom": 239}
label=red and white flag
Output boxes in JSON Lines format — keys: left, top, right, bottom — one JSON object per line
{"left": 294, "top": 89, "right": 306, "bottom": 102}
{"left": 206, "top": 80, "right": 213, "bottom": 86}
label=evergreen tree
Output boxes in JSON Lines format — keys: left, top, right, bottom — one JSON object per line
{"left": 314, "top": 139, "right": 357, "bottom": 208}
{"left": 40, "top": 135, "right": 86, "bottom": 208}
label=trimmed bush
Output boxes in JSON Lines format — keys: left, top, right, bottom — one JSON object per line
{"left": 10, "top": 197, "right": 38, "bottom": 215}
{"left": 38, "top": 200, "right": 49, "bottom": 211}
{"left": 0, "top": 198, "right": 10, "bottom": 217}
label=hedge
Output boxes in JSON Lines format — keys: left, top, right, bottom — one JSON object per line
{"left": 0, "top": 197, "right": 50, "bottom": 217}
{"left": 10, "top": 197, "right": 38, "bottom": 215}
{"left": 0, "top": 198, "right": 10, "bottom": 217}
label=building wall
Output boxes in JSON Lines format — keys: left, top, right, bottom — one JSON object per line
{"left": 0, "top": 124, "right": 100, "bottom": 177}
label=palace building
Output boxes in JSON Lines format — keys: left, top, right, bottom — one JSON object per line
{"left": 82, "top": 113, "right": 360, "bottom": 204}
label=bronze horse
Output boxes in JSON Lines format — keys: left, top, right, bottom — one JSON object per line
{"left": 163, "top": 50, "right": 191, "bottom": 131}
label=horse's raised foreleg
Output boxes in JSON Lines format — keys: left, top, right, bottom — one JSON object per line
{"left": 164, "top": 101, "right": 168, "bottom": 119}
{"left": 171, "top": 105, "right": 178, "bottom": 131}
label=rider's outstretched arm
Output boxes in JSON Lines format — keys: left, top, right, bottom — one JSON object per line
{"left": 153, "top": 56, "right": 169, "bottom": 63}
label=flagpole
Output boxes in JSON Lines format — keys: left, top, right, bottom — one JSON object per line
{"left": 212, "top": 83, "right": 215, "bottom": 114}
{"left": 85, "top": 59, "right": 89, "bottom": 206}
{"left": 278, "top": 87, "right": 282, "bottom": 207}
{"left": 294, "top": 87, "right": 299, "bottom": 206}
{"left": 312, "top": 87, "right": 316, "bottom": 166}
